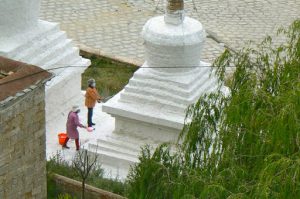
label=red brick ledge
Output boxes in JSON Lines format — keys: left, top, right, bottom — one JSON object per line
{"left": 0, "top": 56, "right": 52, "bottom": 103}
{"left": 52, "top": 174, "right": 127, "bottom": 199}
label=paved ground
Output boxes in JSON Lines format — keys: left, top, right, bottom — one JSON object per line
{"left": 40, "top": 0, "right": 300, "bottom": 65}
{"left": 47, "top": 92, "right": 129, "bottom": 179}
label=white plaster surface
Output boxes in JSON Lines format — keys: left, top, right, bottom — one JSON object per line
{"left": 164, "top": 10, "right": 185, "bottom": 25}
{"left": 0, "top": 0, "right": 90, "bottom": 131}
{"left": 142, "top": 16, "right": 205, "bottom": 47}
{"left": 142, "top": 16, "right": 205, "bottom": 72}
{"left": 0, "top": 0, "right": 40, "bottom": 37}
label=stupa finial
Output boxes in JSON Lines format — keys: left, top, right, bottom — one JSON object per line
{"left": 164, "top": 0, "right": 185, "bottom": 25}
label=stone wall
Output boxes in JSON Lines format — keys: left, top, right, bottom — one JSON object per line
{"left": 52, "top": 174, "right": 126, "bottom": 199}
{"left": 0, "top": 85, "right": 47, "bottom": 199}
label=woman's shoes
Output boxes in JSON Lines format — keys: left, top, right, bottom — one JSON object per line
{"left": 62, "top": 145, "right": 70, "bottom": 149}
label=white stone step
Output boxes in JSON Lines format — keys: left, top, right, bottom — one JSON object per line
{"left": 122, "top": 75, "right": 216, "bottom": 108}
{"left": 132, "top": 69, "right": 213, "bottom": 93}
{"left": 15, "top": 31, "right": 67, "bottom": 61}
{"left": 132, "top": 69, "right": 212, "bottom": 92}
{"left": 97, "top": 138, "right": 142, "bottom": 154}
{"left": 128, "top": 78, "right": 191, "bottom": 96}
{"left": 100, "top": 163, "right": 129, "bottom": 181}
{"left": 85, "top": 141, "right": 139, "bottom": 169}
{"left": 205, "top": 82, "right": 219, "bottom": 93}
{"left": 119, "top": 92, "right": 187, "bottom": 113}
{"left": 89, "top": 140, "right": 138, "bottom": 160}
{"left": 133, "top": 72, "right": 188, "bottom": 89}
{"left": 193, "top": 77, "right": 219, "bottom": 96}
{"left": 133, "top": 67, "right": 212, "bottom": 89}
{"left": 43, "top": 47, "right": 81, "bottom": 69}
{"left": 124, "top": 85, "right": 193, "bottom": 105}
{"left": 84, "top": 133, "right": 166, "bottom": 177}
{"left": 101, "top": 133, "right": 159, "bottom": 152}
{"left": 7, "top": 22, "right": 60, "bottom": 57}
{"left": 30, "top": 39, "right": 73, "bottom": 66}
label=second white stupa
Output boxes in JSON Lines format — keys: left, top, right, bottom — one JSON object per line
{"left": 103, "top": 0, "right": 218, "bottom": 142}
{"left": 84, "top": 0, "right": 219, "bottom": 179}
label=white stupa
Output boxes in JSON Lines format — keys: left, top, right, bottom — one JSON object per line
{"left": 85, "top": 0, "right": 219, "bottom": 179}
{"left": 0, "top": 0, "right": 90, "bottom": 127}
{"left": 103, "top": 0, "right": 219, "bottom": 141}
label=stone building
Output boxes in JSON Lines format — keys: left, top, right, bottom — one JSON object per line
{"left": 0, "top": 56, "right": 51, "bottom": 199}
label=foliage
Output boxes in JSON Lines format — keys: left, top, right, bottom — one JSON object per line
{"left": 126, "top": 19, "right": 300, "bottom": 198}
{"left": 47, "top": 173, "right": 64, "bottom": 199}
{"left": 72, "top": 149, "right": 99, "bottom": 199}
{"left": 47, "top": 151, "right": 127, "bottom": 196}
{"left": 81, "top": 55, "right": 138, "bottom": 97}
{"left": 57, "top": 193, "right": 77, "bottom": 199}
{"left": 47, "top": 151, "right": 78, "bottom": 179}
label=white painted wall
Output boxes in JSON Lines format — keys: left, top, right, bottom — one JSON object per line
{"left": 0, "top": 0, "right": 90, "bottom": 133}
{"left": 0, "top": 0, "right": 40, "bottom": 37}
{"left": 142, "top": 16, "right": 206, "bottom": 72}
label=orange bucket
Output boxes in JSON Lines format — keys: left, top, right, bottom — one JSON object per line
{"left": 58, "top": 133, "right": 67, "bottom": 145}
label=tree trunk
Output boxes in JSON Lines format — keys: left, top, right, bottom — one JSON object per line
{"left": 82, "top": 179, "right": 85, "bottom": 199}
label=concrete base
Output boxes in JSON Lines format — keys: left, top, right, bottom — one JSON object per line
{"left": 114, "top": 116, "right": 179, "bottom": 143}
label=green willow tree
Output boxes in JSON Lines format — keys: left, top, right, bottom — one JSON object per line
{"left": 126, "top": 19, "right": 300, "bottom": 199}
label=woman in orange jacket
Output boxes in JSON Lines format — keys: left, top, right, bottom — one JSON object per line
{"left": 85, "top": 78, "right": 101, "bottom": 128}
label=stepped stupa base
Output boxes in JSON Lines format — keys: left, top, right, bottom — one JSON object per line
{"left": 80, "top": 108, "right": 162, "bottom": 180}
{"left": 103, "top": 61, "right": 218, "bottom": 143}
{"left": 0, "top": 19, "right": 90, "bottom": 127}
{"left": 89, "top": 62, "right": 218, "bottom": 179}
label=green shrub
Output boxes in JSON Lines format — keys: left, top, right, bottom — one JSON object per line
{"left": 57, "top": 193, "right": 77, "bottom": 199}
{"left": 81, "top": 55, "right": 138, "bottom": 97}
{"left": 126, "top": 19, "right": 300, "bottom": 198}
{"left": 47, "top": 151, "right": 127, "bottom": 196}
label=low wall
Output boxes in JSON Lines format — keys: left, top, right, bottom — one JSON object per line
{"left": 52, "top": 174, "right": 126, "bottom": 199}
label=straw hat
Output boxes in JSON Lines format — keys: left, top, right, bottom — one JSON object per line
{"left": 88, "top": 78, "right": 95, "bottom": 86}
{"left": 72, "top": 105, "right": 80, "bottom": 112}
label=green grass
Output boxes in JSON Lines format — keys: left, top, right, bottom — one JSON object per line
{"left": 47, "top": 152, "right": 127, "bottom": 197}
{"left": 81, "top": 55, "right": 138, "bottom": 98}
{"left": 47, "top": 174, "right": 78, "bottom": 199}
{"left": 47, "top": 174, "right": 62, "bottom": 199}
